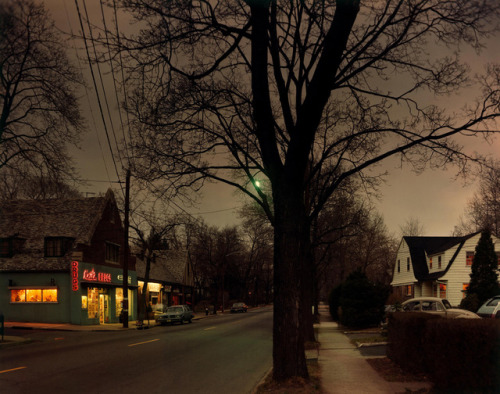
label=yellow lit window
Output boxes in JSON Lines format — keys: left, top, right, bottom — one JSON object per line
{"left": 10, "top": 288, "right": 57, "bottom": 303}
{"left": 26, "top": 289, "right": 42, "bottom": 302}
{"left": 43, "top": 289, "right": 58, "bottom": 302}
{"left": 11, "top": 289, "right": 26, "bottom": 302}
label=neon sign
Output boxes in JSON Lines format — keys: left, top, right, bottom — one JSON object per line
{"left": 71, "top": 261, "right": 79, "bottom": 291}
{"left": 82, "top": 268, "right": 112, "bottom": 283}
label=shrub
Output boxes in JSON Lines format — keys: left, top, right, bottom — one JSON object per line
{"left": 388, "top": 313, "right": 500, "bottom": 391}
{"left": 337, "top": 270, "right": 390, "bottom": 329}
{"left": 328, "top": 285, "right": 342, "bottom": 321}
{"left": 424, "top": 318, "right": 500, "bottom": 391}
{"left": 459, "top": 293, "right": 480, "bottom": 312}
{"left": 387, "top": 312, "right": 440, "bottom": 374}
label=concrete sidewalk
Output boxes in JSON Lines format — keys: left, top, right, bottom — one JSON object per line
{"left": 316, "top": 306, "right": 432, "bottom": 393}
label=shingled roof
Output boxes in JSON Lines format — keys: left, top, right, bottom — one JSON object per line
{"left": 136, "top": 250, "right": 191, "bottom": 286}
{"left": 404, "top": 233, "right": 477, "bottom": 281}
{"left": 0, "top": 190, "right": 116, "bottom": 271}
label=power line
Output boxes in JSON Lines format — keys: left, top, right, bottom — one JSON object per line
{"left": 73, "top": 0, "right": 123, "bottom": 197}
{"left": 112, "top": 0, "right": 135, "bottom": 166}
{"left": 81, "top": 0, "right": 124, "bottom": 169}
{"left": 99, "top": 0, "right": 130, "bottom": 162}
{"left": 62, "top": 0, "right": 113, "bottom": 188}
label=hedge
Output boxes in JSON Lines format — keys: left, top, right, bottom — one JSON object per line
{"left": 387, "top": 313, "right": 500, "bottom": 391}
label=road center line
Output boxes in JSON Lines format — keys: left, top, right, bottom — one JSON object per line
{"left": 128, "top": 339, "right": 160, "bottom": 347}
{"left": 204, "top": 326, "right": 216, "bottom": 331}
{"left": 0, "top": 366, "right": 27, "bottom": 374}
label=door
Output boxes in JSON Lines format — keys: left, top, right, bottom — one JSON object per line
{"left": 99, "top": 294, "right": 109, "bottom": 324}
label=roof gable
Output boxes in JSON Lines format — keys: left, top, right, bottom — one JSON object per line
{"left": 0, "top": 189, "right": 120, "bottom": 271}
{"left": 403, "top": 233, "right": 478, "bottom": 281}
{"left": 0, "top": 189, "right": 117, "bottom": 245}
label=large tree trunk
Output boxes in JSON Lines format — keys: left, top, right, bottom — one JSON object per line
{"left": 302, "top": 246, "right": 316, "bottom": 342}
{"left": 273, "top": 186, "right": 309, "bottom": 381}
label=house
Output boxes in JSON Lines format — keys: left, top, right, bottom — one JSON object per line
{"left": 135, "top": 249, "right": 195, "bottom": 314}
{"left": 0, "top": 189, "right": 138, "bottom": 324}
{"left": 391, "top": 232, "right": 500, "bottom": 306}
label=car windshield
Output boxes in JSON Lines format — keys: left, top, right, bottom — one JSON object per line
{"left": 487, "top": 298, "right": 500, "bottom": 307}
{"left": 233, "top": 303, "right": 244, "bottom": 307}
{"left": 167, "top": 307, "right": 183, "bottom": 313}
{"left": 442, "top": 299, "right": 452, "bottom": 309}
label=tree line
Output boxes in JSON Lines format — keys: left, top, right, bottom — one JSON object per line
{"left": 2, "top": 0, "right": 500, "bottom": 384}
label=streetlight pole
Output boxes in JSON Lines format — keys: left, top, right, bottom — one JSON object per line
{"left": 122, "top": 169, "right": 131, "bottom": 328}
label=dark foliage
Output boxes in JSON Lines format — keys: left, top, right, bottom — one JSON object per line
{"left": 425, "top": 318, "right": 500, "bottom": 391}
{"left": 328, "top": 284, "right": 342, "bottom": 321}
{"left": 388, "top": 313, "right": 500, "bottom": 391}
{"left": 467, "top": 230, "right": 500, "bottom": 307}
{"left": 387, "top": 312, "right": 440, "bottom": 373}
{"left": 335, "top": 270, "right": 390, "bottom": 328}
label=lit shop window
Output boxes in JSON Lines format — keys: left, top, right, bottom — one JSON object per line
{"left": 88, "top": 288, "right": 99, "bottom": 319}
{"left": 10, "top": 288, "right": 58, "bottom": 303}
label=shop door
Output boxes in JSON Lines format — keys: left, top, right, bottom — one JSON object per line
{"left": 99, "top": 294, "right": 109, "bottom": 324}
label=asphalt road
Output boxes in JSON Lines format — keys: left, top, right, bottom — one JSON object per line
{"left": 0, "top": 307, "right": 273, "bottom": 394}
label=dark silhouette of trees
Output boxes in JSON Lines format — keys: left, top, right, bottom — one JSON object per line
{"left": 112, "top": 0, "right": 500, "bottom": 381}
{"left": 0, "top": 0, "right": 84, "bottom": 182}
{"left": 455, "top": 162, "right": 500, "bottom": 237}
{"left": 465, "top": 229, "right": 499, "bottom": 309}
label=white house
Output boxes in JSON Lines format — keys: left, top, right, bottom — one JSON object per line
{"left": 391, "top": 232, "right": 500, "bottom": 306}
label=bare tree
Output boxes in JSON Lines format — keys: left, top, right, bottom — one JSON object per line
{"left": 113, "top": 0, "right": 500, "bottom": 380}
{"left": 0, "top": 0, "right": 83, "bottom": 182}
{"left": 454, "top": 161, "right": 500, "bottom": 236}
{"left": 399, "top": 216, "right": 426, "bottom": 237}
{"left": 0, "top": 167, "right": 81, "bottom": 200}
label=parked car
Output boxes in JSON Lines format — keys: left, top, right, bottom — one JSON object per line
{"left": 156, "top": 305, "right": 194, "bottom": 325}
{"left": 477, "top": 295, "right": 500, "bottom": 318}
{"left": 402, "top": 297, "right": 480, "bottom": 319}
{"left": 230, "top": 302, "right": 248, "bottom": 313}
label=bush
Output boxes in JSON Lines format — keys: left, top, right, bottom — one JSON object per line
{"left": 387, "top": 312, "right": 440, "bottom": 373}
{"left": 328, "top": 285, "right": 342, "bottom": 321}
{"left": 425, "top": 318, "right": 500, "bottom": 391}
{"left": 388, "top": 313, "right": 500, "bottom": 391}
{"left": 459, "top": 293, "right": 480, "bottom": 312}
{"left": 336, "top": 270, "right": 390, "bottom": 329}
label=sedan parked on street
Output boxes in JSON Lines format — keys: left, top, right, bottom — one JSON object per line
{"left": 477, "top": 296, "right": 500, "bottom": 318}
{"left": 402, "top": 297, "right": 480, "bottom": 319}
{"left": 156, "top": 305, "right": 194, "bottom": 325}
{"left": 230, "top": 302, "right": 248, "bottom": 313}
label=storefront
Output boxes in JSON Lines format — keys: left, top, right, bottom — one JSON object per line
{"left": 1, "top": 261, "right": 137, "bottom": 325}
{"left": 71, "top": 261, "right": 138, "bottom": 325}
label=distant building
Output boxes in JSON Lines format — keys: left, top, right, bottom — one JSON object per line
{"left": 0, "top": 189, "right": 137, "bottom": 324}
{"left": 136, "top": 250, "right": 195, "bottom": 314}
{"left": 391, "top": 232, "right": 500, "bottom": 306}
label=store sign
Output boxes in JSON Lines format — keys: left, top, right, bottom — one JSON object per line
{"left": 117, "top": 274, "right": 132, "bottom": 284}
{"left": 71, "top": 261, "right": 79, "bottom": 291}
{"left": 82, "top": 268, "right": 112, "bottom": 283}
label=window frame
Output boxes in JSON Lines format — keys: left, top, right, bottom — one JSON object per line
{"left": 44, "top": 237, "right": 73, "bottom": 258}
{"left": 466, "top": 251, "right": 474, "bottom": 266}
{"left": 9, "top": 286, "right": 58, "bottom": 303}
{"left": 105, "top": 242, "right": 120, "bottom": 263}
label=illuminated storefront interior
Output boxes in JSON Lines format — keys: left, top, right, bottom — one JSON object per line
{"left": 10, "top": 288, "right": 58, "bottom": 303}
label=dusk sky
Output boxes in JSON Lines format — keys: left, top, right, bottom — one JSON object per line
{"left": 44, "top": 0, "right": 500, "bottom": 238}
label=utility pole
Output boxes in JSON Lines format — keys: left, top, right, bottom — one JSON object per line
{"left": 122, "top": 169, "right": 131, "bottom": 328}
